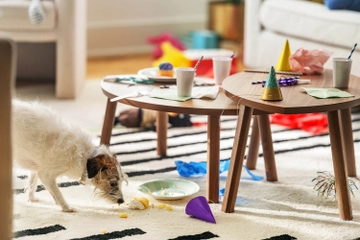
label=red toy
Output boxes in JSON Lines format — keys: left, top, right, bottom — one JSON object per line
{"left": 270, "top": 113, "right": 328, "bottom": 134}
{"left": 147, "top": 32, "right": 186, "bottom": 59}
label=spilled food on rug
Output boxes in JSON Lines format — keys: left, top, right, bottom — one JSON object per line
{"left": 12, "top": 114, "right": 360, "bottom": 240}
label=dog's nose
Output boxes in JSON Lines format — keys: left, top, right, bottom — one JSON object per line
{"left": 117, "top": 198, "right": 124, "bottom": 204}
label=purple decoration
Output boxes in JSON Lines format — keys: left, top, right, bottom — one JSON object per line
{"left": 261, "top": 77, "right": 300, "bottom": 87}
{"left": 185, "top": 196, "right": 216, "bottom": 223}
{"left": 159, "top": 62, "right": 173, "bottom": 70}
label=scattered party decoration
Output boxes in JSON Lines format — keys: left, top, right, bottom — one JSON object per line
{"left": 174, "top": 160, "right": 263, "bottom": 181}
{"left": 312, "top": 171, "right": 358, "bottom": 200}
{"left": 250, "top": 76, "right": 311, "bottom": 87}
{"left": 185, "top": 196, "right": 216, "bottom": 223}
{"left": 289, "top": 48, "right": 332, "bottom": 74}
{"left": 270, "top": 113, "right": 328, "bottom": 134}
{"left": 244, "top": 68, "right": 302, "bottom": 76}
{"left": 276, "top": 39, "right": 292, "bottom": 71}
{"left": 261, "top": 66, "right": 283, "bottom": 101}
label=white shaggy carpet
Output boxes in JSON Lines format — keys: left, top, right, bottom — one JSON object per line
{"left": 12, "top": 80, "right": 360, "bottom": 240}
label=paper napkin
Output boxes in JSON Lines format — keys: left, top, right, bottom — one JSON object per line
{"left": 149, "top": 86, "right": 220, "bottom": 102}
{"left": 302, "top": 88, "right": 354, "bottom": 99}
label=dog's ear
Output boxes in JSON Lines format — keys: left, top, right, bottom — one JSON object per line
{"left": 87, "top": 157, "right": 102, "bottom": 179}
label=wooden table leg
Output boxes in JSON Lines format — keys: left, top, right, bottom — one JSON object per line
{"left": 100, "top": 99, "right": 117, "bottom": 146}
{"left": 246, "top": 116, "right": 260, "bottom": 170}
{"left": 258, "top": 114, "right": 278, "bottom": 181}
{"left": 327, "top": 110, "right": 353, "bottom": 220}
{"left": 222, "top": 105, "right": 254, "bottom": 213}
{"left": 338, "top": 108, "right": 357, "bottom": 177}
{"left": 207, "top": 115, "right": 221, "bottom": 203}
{"left": 156, "top": 111, "right": 168, "bottom": 156}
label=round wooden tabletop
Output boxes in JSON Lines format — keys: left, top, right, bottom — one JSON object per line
{"left": 222, "top": 69, "right": 360, "bottom": 114}
{"left": 101, "top": 79, "right": 239, "bottom": 116}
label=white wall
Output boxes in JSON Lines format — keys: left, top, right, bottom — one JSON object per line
{"left": 87, "top": 0, "right": 210, "bottom": 57}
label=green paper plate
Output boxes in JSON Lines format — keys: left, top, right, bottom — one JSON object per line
{"left": 138, "top": 178, "right": 200, "bottom": 200}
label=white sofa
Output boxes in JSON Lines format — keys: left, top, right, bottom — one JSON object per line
{"left": 0, "top": 0, "right": 87, "bottom": 99}
{"left": 243, "top": 0, "right": 360, "bottom": 77}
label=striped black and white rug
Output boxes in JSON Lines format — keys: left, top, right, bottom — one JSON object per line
{"left": 12, "top": 112, "right": 360, "bottom": 240}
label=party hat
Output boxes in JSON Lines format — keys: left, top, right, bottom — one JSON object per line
{"left": 185, "top": 196, "right": 216, "bottom": 223}
{"left": 261, "top": 66, "right": 283, "bottom": 101}
{"left": 275, "top": 39, "right": 292, "bottom": 71}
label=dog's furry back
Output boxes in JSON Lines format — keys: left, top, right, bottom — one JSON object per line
{"left": 12, "top": 99, "right": 94, "bottom": 179}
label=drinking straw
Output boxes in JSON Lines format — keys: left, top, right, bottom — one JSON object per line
{"left": 194, "top": 55, "right": 203, "bottom": 72}
{"left": 348, "top": 43, "right": 357, "bottom": 59}
{"left": 244, "top": 69, "right": 303, "bottom": 76}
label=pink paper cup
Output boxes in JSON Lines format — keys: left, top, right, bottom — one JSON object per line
{"left": 212, "top": 57, "right": 232, "bottom": 86}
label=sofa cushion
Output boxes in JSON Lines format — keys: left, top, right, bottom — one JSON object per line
{"left": 0, "top": 1, "right": 56, "bottom": 30}
{"left": 259, "top": 0, "right": 360, "bottom": 51}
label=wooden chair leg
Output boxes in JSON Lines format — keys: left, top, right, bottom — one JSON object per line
{"left": 100, "top": 99, "right": 117, "bottom": 145}
{"left": 156, "top": 111, "right": 168, "bottom": 156}
{"left": 246, "top": 116, "right": 260, "bottom": 170}
{"left": 258, "top": 114, "right": 277, "bottom": 181}
{"left": 222, "top": 105, "right": 253, "bottom": 213}
{"left": 207, "top": 115, "right": 221, "bottom": 203}
{"left": 338, "top": 108, "right": 357, "bottom": 177}
{"left": 328, "top": 110, "right": 353, "bottom": 220}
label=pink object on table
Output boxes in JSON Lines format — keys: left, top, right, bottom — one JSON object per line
{"left": 289, "top": 48, "right": 332, "bottom": 75}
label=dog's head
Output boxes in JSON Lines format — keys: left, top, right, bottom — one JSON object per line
{"left": 86, "top": 146, "right": 128, "bottom": 204}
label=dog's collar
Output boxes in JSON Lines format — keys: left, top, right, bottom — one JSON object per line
{"left": 79, "top": 147, "right": 98, "bottom": 185}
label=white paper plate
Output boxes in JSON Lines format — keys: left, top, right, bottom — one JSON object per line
{"left": 138, "top": 178, "right": 200, "bottom": 200}
{"left": 137, "top": 67, "right": 176, "bottom": 83}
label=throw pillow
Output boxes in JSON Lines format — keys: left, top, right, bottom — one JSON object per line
{"left": 324, "top": 0, "right": 360, "bottom": 11}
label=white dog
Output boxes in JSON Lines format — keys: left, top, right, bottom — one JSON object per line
{"left": 12, "top": 99, "right": 127, "bottom": 212}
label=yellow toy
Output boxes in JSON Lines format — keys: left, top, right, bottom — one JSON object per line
{"left": 153, "top": 42, "right": 191, "bottom": 68}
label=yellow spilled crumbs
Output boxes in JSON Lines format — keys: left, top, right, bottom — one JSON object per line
{"left": 117, "top": 197, "right": 174, "bottom": 220}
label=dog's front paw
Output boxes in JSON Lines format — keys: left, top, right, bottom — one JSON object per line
{"left": 62, "top": 206, "right": 76, "bottom": 213}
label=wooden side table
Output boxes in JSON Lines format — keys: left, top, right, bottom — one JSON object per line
{"left": 221, "top": 69, "right": 360, "bottom": 220}
{"left": 100, "top": 78, "right": 239, "bottom": 203}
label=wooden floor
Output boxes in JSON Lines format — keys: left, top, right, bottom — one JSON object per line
{"left": 87, "top": 54, "right": 154, "bottom": 80}
{"left": 87, "top": 51, "right": 244, "bottom": 80}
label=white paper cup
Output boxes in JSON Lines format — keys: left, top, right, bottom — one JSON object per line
{"left": 176, "top": 67, "right": 195, "bottom": 97}
{"left": 212, "top": 57, "right": 232, "bottom": 86}
{"left": 332, "top": 57, "right": 352, "bottom": 88}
